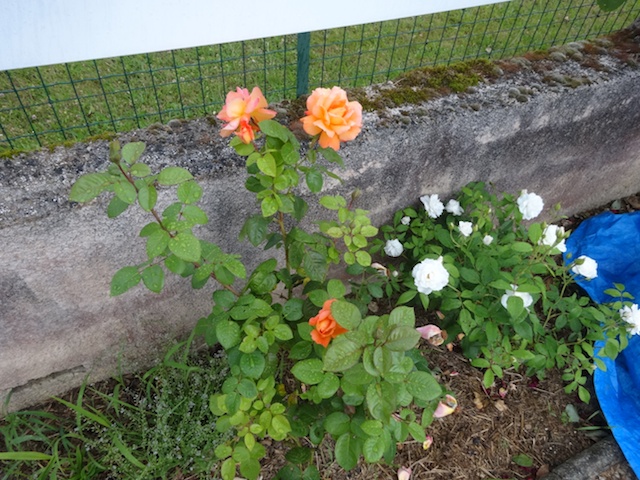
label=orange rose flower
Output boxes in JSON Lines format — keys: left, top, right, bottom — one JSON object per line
{"left": 309, "top": 298, "right": 348, "bottom": 347}
{"left": 300, "top": 86, "right": 362, "bottom": 151}
{"left": 217, "top": 86, "right": 276, "bottom": 143}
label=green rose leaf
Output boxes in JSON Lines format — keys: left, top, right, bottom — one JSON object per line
{"left": 366, "top": 381, "right": 396, "bottom": 420}
{"left": 121, "top": 142, "right": 146, "bottom": 164}
{"left": 237, "top": 378, "right": 258, "bottom": 399}
{"left": 258, "top": 119, "right": 290, "bottom": 142}
{"left": 158, "top": 166, "right": 193, "bottom": 185}
{"left": 177, "top": 180, "right": 203, "bottom": 204}
{"left": 107, "top": 196, "right": 129, "bottom": 218}
{"left": 240, "top": 215, "right": 270, "bottom": 246}
{"left": 257, "top": 153, "right": 277, "bottom": 177}
{"left": 384, "top": 325, "right": 421, "bottom": 352}
{"left": 239, "top": 458, "right": 261, "bottom": 480}
{"left": 141, "top": 264, "right": 164, "bottom": 293}
{"left": 273, "top": 324, "right": 293, "bottom": 341}
{"left": 130, "top": 162, "right": 151, "bottom": 177}
{"left": 317, "top": 372, "right": 340, "bottom": 398}
{"left": 113, "top": 179, "right": 137, "bottom": 205}
{"left": 146, "top": 229, "right": 170, "bottom": 258}
{"left": 324, "top": 412, "right": 350, "bottom": 437}
{"left": 216, "top": 320, "right": 241, "bottom": 349}
{"left": 137, "top": 184, "right": 158, "bottom": 212}
{"left": 69, "top": 172, "right": 112, "bottom": 202}
{"left": 261, "top": 196, "right": 278, "bottom": 217}
{"left": 110, "top": 266, "right": 141, "bottom": 296}
{"left": 362, "top": 435, "right": 386, "bottom": 463}
{"left": 319, "top": 147, "right": 345, "bottom": 167}
{"left": 334, "top": 433, "right": 360, "bottom": 471}
{"left": 324, "top": 336, "right": 362, "bottom": 372}
{"left": 286, "top": 446, "right": 313, "bottom": 465}
{"left": 283, "top": 298, "right": 304, "bottom": 321}
{"left": 220, "top": 458, "right": 236, "bottom": 480}
{"left": 303, "top": 250, "right": 328, "bottom": 282}
{"left": 169, "top": 233, "right": 201, "bottom": 262}
{"left": 327, "top": 279, "right": 346, "bottom": 299}
{"left": 388, "top": 306, "right": 416, "bottom": 326}
{"left": 240, "top": 351, "right": 266, "bottom": 379}
{"left": 182, "top": 205, "right": 208, "bottom": 225}
{"left": 306, "top": 169, "right": 323, "bottom": 193}
{"left": 269, "top": 414, "right": 291, "bottom": 441}
{"left": 291, "top": 358, "right": 324, "bottom": 385}
{"left": 330, "top": 300, "right": 361, "bottom": 330}
{"left": 355, "top": 250, "right": 372, "bottom": 267}
{"left": 405, "top": 371, "right": 442, "bottom": 402}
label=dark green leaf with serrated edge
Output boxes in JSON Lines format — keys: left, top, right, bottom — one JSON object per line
{"left": 326, "top": 279, "right": 346, "bottom": 299}
{"left": 114, "top": 180, "right": 137, "bottom": 204}
{"left": 384, "top": 325, "right": 421, "bottom": 351}
{"left": 286, "top": 446, "right": 313, "bottom": 465}
{"left": 111, "top": 266, "right": 141, "bottom": 296}
{"left": 157, "top": 166, "right": 193, "bottom": 185}
{"left": 69, "top": 173, "right": 112, "bottom": 202}
{"left": 303, "top": 250, "right": 328, "bottom": 282}
{"left": 317, "top": 373, "right": 340, "bottom": 398}
{"left": 138, "top": 184, "right": 157, "bottom": 211}
{"left": 107, "top": 196, "right": 129, "bottom": 218}
{"left": 141, "top": 264, "right": 164, "bottom": 293}
{"left": 283, "top": 298, "right": 304, "bottom": 321}
{"left": 289, "top": 341, "right": 312, "bottom": 360}
{"left": 169, "top": 233, "right": 201, "bottom": 262}
{"left": 324, "top": 337, "right": 362, "bottom": 372}
{"left": 240, "top": 215, "right": 270, "bottom": 246}
{"left": 146, "top": 229, "right": 170, "bottom": 258}
{"left": 224, "top": 257, "right": 246, "bottom": 279}
{"left": 261, "top": 196, "right": 278, "bottom": 217}
{"left": 139, "top": 222, "right": 160, "bottom": 237}
{"left": 121, "top": 142, "right": 146, "bottom": 164}
{"left": 177, "top": 180, "right": 203, "bottom": 204}
{"left": 362, "top": 435, "right": 385, "bottom": 463}
{"left": 237, "top": 378, "right": 258, "bottom": 399}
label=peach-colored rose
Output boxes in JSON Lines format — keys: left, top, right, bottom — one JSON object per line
{"left": 309, "top": 299, "right": 348, "bottom": 347}
{"left": 217, "top": 86, "right": 276, "bottom": 143}
{"left": 300, "top": 86, "right": 362, "bottom": 151}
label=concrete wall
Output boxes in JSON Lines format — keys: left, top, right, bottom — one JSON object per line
{"left": 1, "top": 38, "right": 639, "bottom": 412}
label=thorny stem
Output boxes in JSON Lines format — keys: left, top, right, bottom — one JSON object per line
{"left": 117, "top": 163, "right": 241, "bottom": 297}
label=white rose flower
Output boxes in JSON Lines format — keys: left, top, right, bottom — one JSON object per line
{"left": 458, "top": 221, "right": 473, "bottom": 237}
{"left": 620, "top": 304, "right": 640, "bottom": 336}
{"left": 517, "top": 190, "right": 544, "bottom": 220}
{"left": 501, "top": 284, "right": 534, "bottom": 310}
{"left": 420, "top": 194, "right": 444, "bottom": 219}
{"left": 539, "top": 224, "right": 567, "bottom": 252}
{"left": 412, "top": 256, "right": 450, "bottom": 295}
{"left": 401, "top": 216, "right": 411, "bottom": 226}
{"left": 445, "top": 199, "right": 464, "bottom": 216}
{"left": 483, "top": 235, "right": 494, "bottom": 245}
{"left": 384, "top": 239, "right": 404, "bottom": 257}
{"left": 571, "top": 255, "right": 598, "bottom": 279}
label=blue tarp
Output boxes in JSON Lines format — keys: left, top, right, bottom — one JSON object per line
{"left": 564, "top": 210, "right": 640, "bottom": 476}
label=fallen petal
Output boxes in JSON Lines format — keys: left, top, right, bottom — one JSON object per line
{"left": 423, "top": 436, "right": 433, "bottom": 450}
{"left": 397, "top": 467, "right": 412, "bottom": 480}
{"left": 416, "top": 325, "right": 445, "bottom": 346}
{"left": 433, "top": 394, "right": 458, "bottom": 418}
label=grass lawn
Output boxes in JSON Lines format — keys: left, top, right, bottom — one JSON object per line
{"left": 1, "top": 0, "right": 639, "bottom": 153}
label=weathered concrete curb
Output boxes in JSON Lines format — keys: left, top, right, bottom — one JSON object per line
{"left": 1, "top": 36, "right": 640, "bottom": 411}
{"left": 543, "top": 436, "right": 637, "bottom": 480}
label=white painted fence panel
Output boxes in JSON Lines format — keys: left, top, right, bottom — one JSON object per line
{"left": 2, "top": 0, "right": 508, "bottom": 71}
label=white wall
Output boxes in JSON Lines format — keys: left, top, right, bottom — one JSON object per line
{"left": 2, "top": 0, "right": 508, "bottom": 71}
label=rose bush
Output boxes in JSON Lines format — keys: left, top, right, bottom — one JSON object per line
{"left": 374, "top": 181, "right": 636, "bottom": 401}
{"left": 69, "top": 85, "right": 453, "bottom": 480}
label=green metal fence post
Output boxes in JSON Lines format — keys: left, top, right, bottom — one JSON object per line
{"left": 296, "top": 32, "right": 311, "bottom": 97}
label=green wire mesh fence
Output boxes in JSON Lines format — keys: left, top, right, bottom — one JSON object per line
{"left": 1, "top": 0, "right": 639, "bottom": 153}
